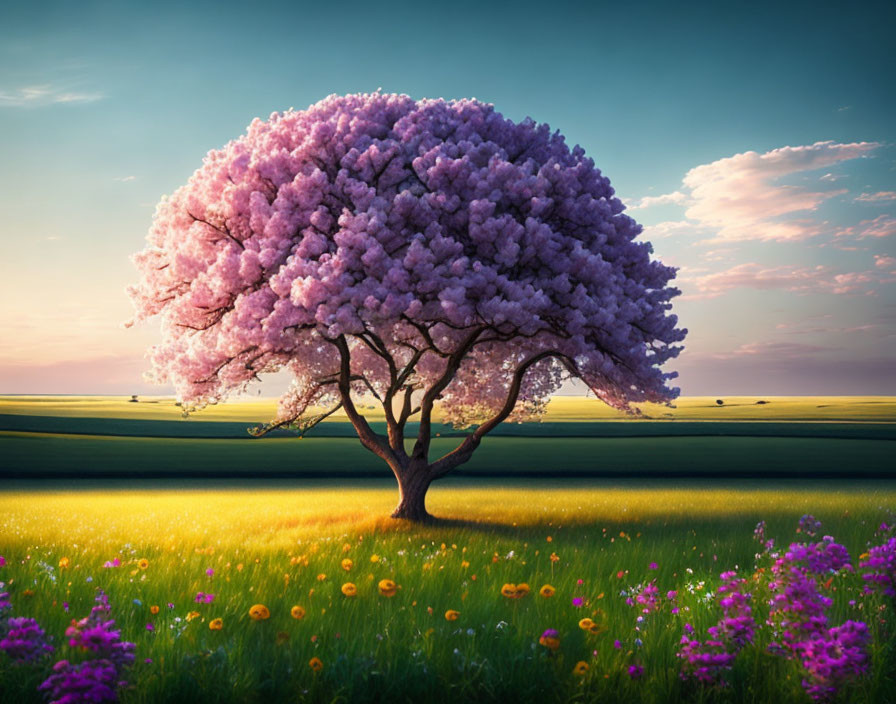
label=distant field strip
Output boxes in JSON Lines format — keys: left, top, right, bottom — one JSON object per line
{"left": 2, "top": 414, "right": 895, "bottom": 440}
{"left": 1, "top": 432, "right": 893, "bottom": 478}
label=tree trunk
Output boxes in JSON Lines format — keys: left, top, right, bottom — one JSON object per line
{"left": 391, "top": 468, "right": 433, "bottom": 522}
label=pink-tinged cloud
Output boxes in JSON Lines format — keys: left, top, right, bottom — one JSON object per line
{"left": 855, "top": 191, "right": 896, "bottom": 203}
{"left": 679, "top": 262, "right": 881, "bottom": 299}
{"left": 874, "top": 255, "right": 896, "bottom": 269}
{"left": 628, "top": 191, "right": 687, "bottom": 209}
{"left": 680, "top": 141, "right": 878, "bottom": 242}
{"left": 835, "top": 214, "right": 896, "bottom": 239}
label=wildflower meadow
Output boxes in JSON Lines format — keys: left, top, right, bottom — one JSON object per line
{"left": 1, "top": 482, "right": 894, "bottom": 703}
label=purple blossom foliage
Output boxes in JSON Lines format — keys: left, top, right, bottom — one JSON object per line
{"left": 0, "top": 616, "right": 54, "bottom": 662}
{"left": 626, "top": 580, "right": 661, "bottom": 614}
{"left": 129, "top": 91, "right": 685, "bottom": 427}
{"left": 860, "top": 536, "right": 896, "bottom": 598}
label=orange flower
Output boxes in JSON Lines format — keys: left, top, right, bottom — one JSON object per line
{"left": 550, "top": 552, "right": 560, "bottom": 563}
{"left": 209, "top": 618, "right": 223, "bottom": 630}
{"left": 308, "top": 657, "right": 323, "bottom": 672}
{"left": 573, "top": 661, "right": 589, "bottom": 675}
{"left": 186, "top": 610, "right": 201, "bottom": 622}
{"left": 341, "top": 558, "right": 353, "bottom": 571}
{"left": 579, "top": 617, "right": 595, "bottom": 631}
{"left": 150, "top": 605, "right": 160, "bottom": 615}
{"left": 341, "top": 582, "right": 357, "bottom": 597}
{"left": 515, "top": 583, "right": 531, "bottom": 597}
{"left": 445, "top": 610, "right": 460, "bottom": 621}
{"left": 539, "top": 584, "right": 556, "bottom": 598}
{"left": 249, "top": 604, "right": 270, "bottom": 621}
{"left": 500, "top": 583, "right": 518, "bottom": 598}
{"left": 290, "top": 605, "right": 306, "bottom": 620}
{"left": 378, "top": 579, "right": 397, "bottom": 597}
{"left": 58, "top": 557, "right": 70, "bottom": 569}
{"left": 137, "top": 558, "right": 149, "bottom": 570}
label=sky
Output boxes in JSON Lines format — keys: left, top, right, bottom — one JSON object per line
{"left": 0, "top": 0, "right": 894, "bottom": 396}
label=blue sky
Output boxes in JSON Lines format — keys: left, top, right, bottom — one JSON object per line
{"left": 1, "top": 0, "right": 894, "bottom": 395}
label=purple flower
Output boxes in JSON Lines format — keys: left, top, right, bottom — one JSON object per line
{"left": 0, "top": 555, "right": 6, "bottom": 567}
{"left": 0, "top": 617, "right": 54, "bottom": 662}
{"left": 860, "top": 537, "right": 896, "bottom": 598}
{"left": 102, "top": 557, "right": 121, "bottom": 569}
{"left": 648, "top": 562, "right": 658, "bottom": 570}
{"left": 798, "top": 514, "right": 822, "bottom": 538}
{"left": 205, "top": 568, "right": 214, "bottom": 577}
{"left": 613, "top": 639, "right": 623, "bottom": 649}
{"left": 571, "top": 597, "right": 584, "bottom": 607}
{"left": 628, "top": 664, "right": 644, "bottom": 679}
{"left": 145, "top": 623, "right": 154, "bottom": 632}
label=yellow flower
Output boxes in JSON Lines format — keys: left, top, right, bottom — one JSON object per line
{"left": 309, "top": 657, "right": 323, "bottom": 672}
{"left": 573, "top": 661, "right": 589, "bottom": 676}
{"left": 445, "top": 610, "right": 460, "bottom": 621}
{"left": 515, "top": 583, "right": 531, "bottom": 597}
{"left": 500, "top": 583, "right": 518, "bottom": 598}
{"left": 461, "top": 560, "right": 470, "bottom": 568}
{"left": 316, "top": 573, "right": 327, "bottom": 582}
{"left": 550, "top": 552, "right": 560, "bottom": 563}
{"left": 539, "top": 584, "right": 556, "bottom": 598}
{"left": 209, "top": 618, "right": 223, "bottom": 631}
{"left": 58, "top": 557, "right": 70, "bottom": 569}
{"left": 341, "top": 558, "right": 353, "bottom": 571}
{"left": 378, "top": 579, "right": 397, "bottom": 597}
{"left": 579, "top": 618, "right": 595, "bottom": 631}
{"left": 150, "top": 605, "right": 160, "bottom": 615}
{"left": 290, "top": 605, "right": 306, "bottom": 620}
{"left": 137, "top": 558, "right": 149, "bottom": 570}
{"left": 249, "top": 604, "right": 270, "bottom": 621}
{"left": 236, "top": 563, "right": 244, "bottom": 571}
{"left": 186, "top": 610, "right": 201, "bottom": 622}
{"left": 342, "top": 543, "right": 352, "bottom": 553}
{"left": 370, "top": 554, "right": 380, "bottom": 563}
{"left": 341, "top": 582, "right": 357, "bottom": 597}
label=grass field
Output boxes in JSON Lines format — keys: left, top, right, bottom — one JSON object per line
{"left": 1, "top": 396, "right": 894, "bottom": 479}
{"left": 1, "top": 396, "right": 894, "bottom": 701}
{"left": 1, "top": 481, "right": 895, "bottom": 703}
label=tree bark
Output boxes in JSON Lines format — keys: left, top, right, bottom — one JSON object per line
{"left": 391, "top": 467, "right": 433, "bottom": 522}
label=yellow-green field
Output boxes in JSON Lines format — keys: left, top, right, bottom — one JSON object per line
{"left": 1, "top": 482, "right": 895, "bottom": 703}
{"left": 3, "top": 395, "right": 895, "bottom": 422}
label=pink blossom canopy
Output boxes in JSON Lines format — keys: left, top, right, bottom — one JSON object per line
{"left": 128, "top": 91, "right": 685, "bottom": 425}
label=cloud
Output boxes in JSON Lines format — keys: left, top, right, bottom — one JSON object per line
{"left": 834, "top": 214, "right": 896, "bottom": 239}
{"left": 711, "top": 341, "right": 832, "bottom": 360}
{"left": 0, "top": 84, "right": 103, "bottom": 108}
{"left": 820, "top": 173, "right": 846, "bottom": 182}
{"left": 114, "top": 176, "right": 137, "bottom": 183}
{"left": 855, "top": 191, "right": 896, "bottom": 202}
{"left": 640, "top": 220, "right": 695, "bottom": 239}
{"left": 628, "top": 191, "right": 687, "bottom": 210}
{"left": 874, "top": 255, "right": 896, "bottom": 269}
{"left": 680, "top": 141, "right": 878, "bottom": 242}
{"left": 679, "top": 262, "right": 882, "bottom": 299}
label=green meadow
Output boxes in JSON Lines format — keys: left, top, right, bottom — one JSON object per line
{"left": 1, "top": 396, "right": 894, "bottom": 702}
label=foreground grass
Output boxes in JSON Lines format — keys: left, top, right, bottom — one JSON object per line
{"left": 1, "top": 480, "right": 894, "bottom": 703}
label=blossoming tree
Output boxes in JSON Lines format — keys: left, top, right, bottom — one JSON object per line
{"left": 128, "top": 92, "right": 686, "bottom": 521}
